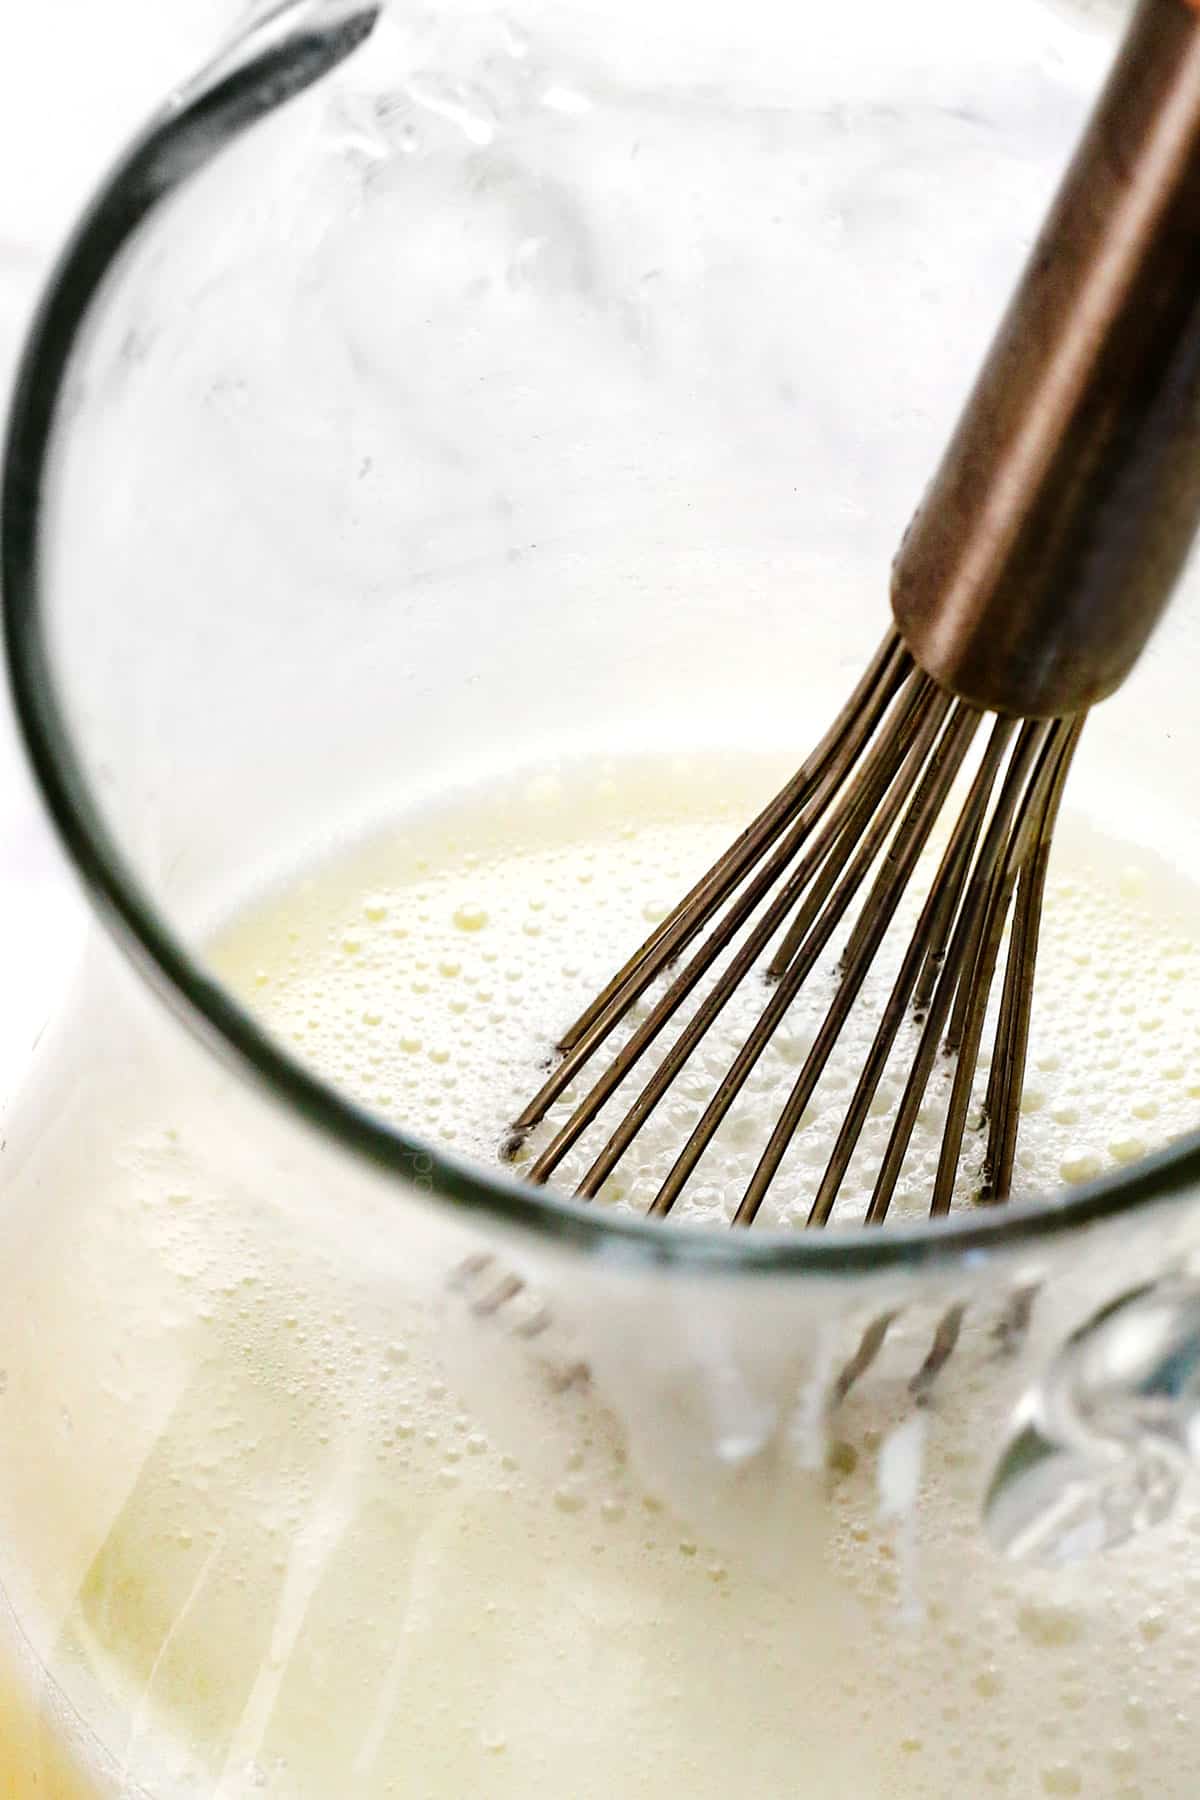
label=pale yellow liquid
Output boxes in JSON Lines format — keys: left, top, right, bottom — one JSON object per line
{"left": 2, "top": 752, "right": 1200, "bottom": 1797}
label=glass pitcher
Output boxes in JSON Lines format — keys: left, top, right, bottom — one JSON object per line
{"left": 4, "top": 0, "right": 1200, "bottom": 1793}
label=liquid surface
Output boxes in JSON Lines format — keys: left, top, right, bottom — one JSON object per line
{"left": 217, "top": 750, "right": 1200, "bottom": 1223}
{"left": 1, "top": 752, "right": 1198, "bottom": 1798}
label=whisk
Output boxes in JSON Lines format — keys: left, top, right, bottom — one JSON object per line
{"left": 506, "top": 0, "right": 1200, "bottom": 1229}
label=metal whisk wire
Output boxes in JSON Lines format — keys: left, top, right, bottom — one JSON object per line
{"left": 506, "top": 632, "right": 1084, "bottom": 1228}
{"left": 502, "top": 0, "right": 1200, "bottom": 1234}
{"left": 472, "top": 0, "right": 1200, "bottom": 1403}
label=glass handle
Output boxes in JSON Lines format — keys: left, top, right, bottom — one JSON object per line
{"left": 984, "top": 1276, "right": 1200, "bottom": 1564}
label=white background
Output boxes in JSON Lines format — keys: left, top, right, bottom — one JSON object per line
{"left": 0, "top": 3, "right": 244, "bottom": 1096}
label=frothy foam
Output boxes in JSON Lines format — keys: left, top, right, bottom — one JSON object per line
{"left": 0, "top": 749, "right": 1196, "bottom": 1797}
{"left": 213, "top": 750, "right": 1200, "bottom": 1225}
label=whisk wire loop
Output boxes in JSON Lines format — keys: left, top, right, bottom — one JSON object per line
{"left": 509, "top": 643, "right": 1086, "bottom": 1228}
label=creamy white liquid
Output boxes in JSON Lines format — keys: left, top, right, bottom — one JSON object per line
{"left": 2, "top": 751, "right": 1199, "bottom": 1798}
{"left": 212, "top": 752, "right": 1200, "bottom": 1224}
